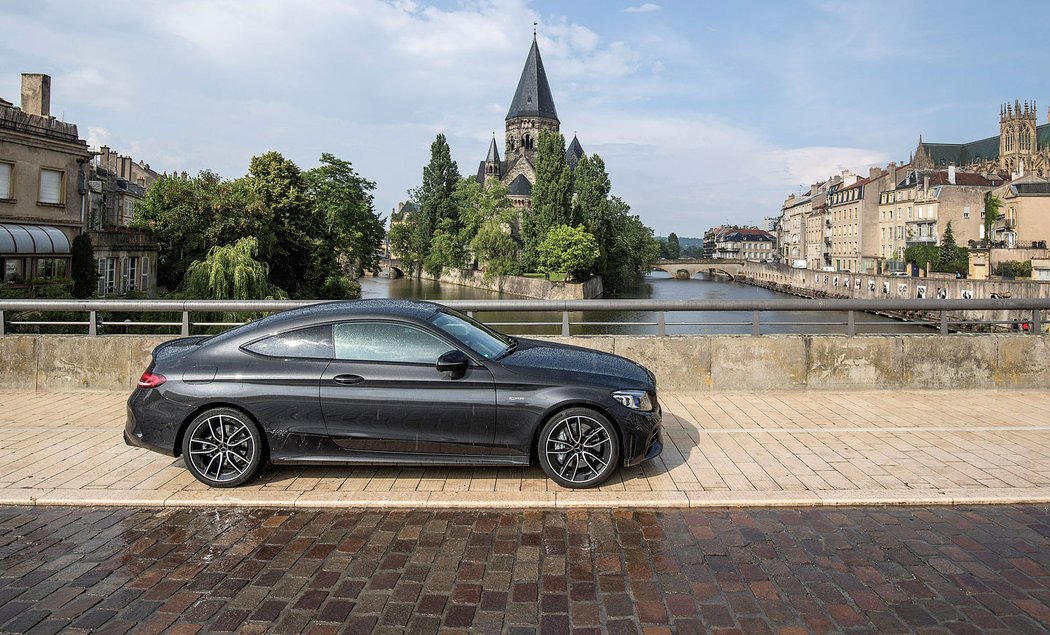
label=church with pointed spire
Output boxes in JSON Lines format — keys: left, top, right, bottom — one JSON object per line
{"left": 475, "top": 35, "right": 586, "bottom": 208}
{"left": 914, "top": 100, "right": 1050, "bottom": 178}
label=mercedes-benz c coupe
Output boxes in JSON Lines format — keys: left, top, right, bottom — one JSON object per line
{"left": 125, "top": 299, "right": 662, "bottom": 489}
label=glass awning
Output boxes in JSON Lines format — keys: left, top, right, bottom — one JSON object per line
{"left": 0, "top": 223, "right": 72, "bottom": 255}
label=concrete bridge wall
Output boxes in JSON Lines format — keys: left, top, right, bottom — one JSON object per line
{"left": 1, "top": 333, "right": 1047, "bottom": 394}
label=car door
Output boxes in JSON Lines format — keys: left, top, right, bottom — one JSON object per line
{"left": 320, "top": 320, "right": 497, "bottom": 456}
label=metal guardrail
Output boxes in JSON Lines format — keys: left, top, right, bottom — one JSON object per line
{"left": 0, "top": 298, "right": 1047, "bottom": 337}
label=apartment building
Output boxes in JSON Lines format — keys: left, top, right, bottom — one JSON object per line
{"left": 0, "top": 74, "right": 92, "bottom": 285}
{"left": 989, "top": 174, "right": 1050, "bottom": 247}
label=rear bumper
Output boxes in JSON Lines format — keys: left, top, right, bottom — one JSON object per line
{"left": 124, "top": 389, "right": 186, "bottom": 457}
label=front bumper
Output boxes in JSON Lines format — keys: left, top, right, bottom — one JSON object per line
{"left": 619, "top": 401, "right": 663, "bottom": 467}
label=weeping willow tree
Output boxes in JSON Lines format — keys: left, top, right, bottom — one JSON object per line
{"left": 184, "top": 237, "right": 286, "bottom": 300}
{"left": 182, "top": 237, "right": 286, "bottom": 330}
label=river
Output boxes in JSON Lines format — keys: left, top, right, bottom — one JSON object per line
{"left": 359, "top": 272, "right": 930, "bottom": 335}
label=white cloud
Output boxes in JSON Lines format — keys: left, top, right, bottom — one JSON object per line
{"left": 85, "top": 127, "right": 111, "bottom": 151}
{"left": 574, "top": 112, "right": 887, "bottom": 235}
{"left": 623, "top": 3, "right": 661, "bottom": 13}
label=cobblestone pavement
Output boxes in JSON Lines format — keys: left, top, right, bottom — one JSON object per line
{"left": 3, "top": 390, "right": 1050, "bottom": 508}
{"left": 2, "top": 505, "right": 1050, "bottom": 634}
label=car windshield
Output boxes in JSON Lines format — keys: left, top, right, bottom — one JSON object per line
{"left": 428, "top": 309, "right": 511, "bottom": 360}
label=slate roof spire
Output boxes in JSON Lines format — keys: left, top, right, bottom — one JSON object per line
{"left": 506, "top": 35, "right": 559, "bottom": 122}
{"left": 486, "top": 134, "right": 501, "bottom": 163}
{"left": 565, "top": 134, "right": 585, "bottom": 170}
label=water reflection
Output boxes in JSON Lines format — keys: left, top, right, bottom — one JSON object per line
{"left": 359, "top": 271, "right": 930, "bottom": 335}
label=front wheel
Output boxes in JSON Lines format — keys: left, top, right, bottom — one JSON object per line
{"left": 538, "top": 408, "right": 620, "bottom": 489}
{"left": 182, "top": 408, "right": 264, "bottom": 487}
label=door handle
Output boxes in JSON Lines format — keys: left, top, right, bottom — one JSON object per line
{"left": 333, "top": 374, "right": 365, "bottom": 385}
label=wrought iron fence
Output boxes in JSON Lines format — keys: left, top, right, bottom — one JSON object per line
{"left": 1, "top": 298, "right": 1048, "bottom": 337}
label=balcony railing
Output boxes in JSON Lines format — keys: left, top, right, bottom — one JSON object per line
{"left": 0, "top": 298, "right": 1047, "bottom": 337}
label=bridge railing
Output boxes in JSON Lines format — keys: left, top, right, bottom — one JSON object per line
{"left": 0, "top": 298, "right": 1047, "bottom": 336}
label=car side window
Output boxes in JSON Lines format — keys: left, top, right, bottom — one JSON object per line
{"left": 333, "top": 321, "right": 452, "bottom": 365}
{"left": 244, "top": 325, "right": 334, "bottom": 359}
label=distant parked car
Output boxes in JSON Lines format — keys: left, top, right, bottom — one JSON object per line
{"left": 125, "top": 300, "right": 662, "bottom": 489}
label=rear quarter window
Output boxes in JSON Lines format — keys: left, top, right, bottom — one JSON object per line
{"left": 244, "top": 324, "right": 334, "bottom": 359}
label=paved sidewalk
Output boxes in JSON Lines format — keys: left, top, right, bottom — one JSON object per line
{"left": 2, "top": 506, "right": 1050, "bottom": 633}
{"left": 2, "top": 390, "right": 1050, "bottom": 508}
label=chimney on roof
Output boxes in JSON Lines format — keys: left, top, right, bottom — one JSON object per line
{"left": 869, "top": 166, "right": 881, "bottom": 180}
{"left": 923, "top": 175, "right": 930, "bottom": 192}
{"left": 20, "top": 73, "right": 50, "bottom": 117}
{"left": 948, "top": 165, "right": 956, "bottom": 185}
{"left": 888, "top": 161, "right": 897, "bottom": 185}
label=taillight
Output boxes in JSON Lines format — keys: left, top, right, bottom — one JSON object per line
{"left": 137, "top": 370, "right": 166, "bottom": 389}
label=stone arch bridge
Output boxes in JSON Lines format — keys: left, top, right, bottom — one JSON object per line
{"left": 652, "top": 259, "right": 745, "bottom": 280}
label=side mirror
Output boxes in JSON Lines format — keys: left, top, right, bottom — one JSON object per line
{"left": 436, "top": 349, "right": 469, "bottom": 376}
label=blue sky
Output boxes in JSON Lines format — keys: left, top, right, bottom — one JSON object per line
{"left": 3, "top": 0, "right": 1049, "bottom": 237}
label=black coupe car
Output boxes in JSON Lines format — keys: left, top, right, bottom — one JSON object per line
{"left": 125, "top": 299, "right": 662, "bottom": 489}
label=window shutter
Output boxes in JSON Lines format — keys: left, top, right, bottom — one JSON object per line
{"left": 0, "top": 163, "right": 11, "bottom": 199}
{"left": 39, "top": 169, "right": 62, "bottom": 204}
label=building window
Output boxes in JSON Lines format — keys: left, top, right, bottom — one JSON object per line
{"left": 0, "top": 162, "right": 12, "bottom": 200}
{"left": 98, "top": 257, "right": 117, "bottom": 295}
{"left": 3, "top": 258, "right": 23, "bottom": 283}
{"left": 39, "top": 168, "right": 64, "bottom": 204}
{"left": 36, "top": 258, "right": 66, "bottom": 279}
{"left": 963, "top": 206, "right": 970, "bottom": 219}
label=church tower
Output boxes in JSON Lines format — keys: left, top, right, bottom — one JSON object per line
{"left": 483, "top": 135, "right": 501, "bottom": 180}
{"left": 1000, "top": 100, "right": 1038, "bottom": 173}
{"left": 504, "top": 34, "right": 560, "bottom": 160}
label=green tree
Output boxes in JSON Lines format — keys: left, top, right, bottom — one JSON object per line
{"left": 666, "top": 232, "right": 681, "bottom": 259}
{"left": 904, "top": 244, "right": 938, "bottom": 271}
{"left": 182, "top": 237, "right": 285, "bottom": 300}
{"left": 604, "top": 197, "right": 660, "bottom": 290}
{"left": 304, "top": 153, "right": 386, "bottom": 273}
{"left": 523, "top": 130, "right": 573, "bottom": 270}
{"left": 573, "top": 154, "right": 612, "bottom": 273}
{"left": 70, "top": 234, "right": 96, "bottom": 298}
{"left": 983, "top": 191, "right": 1002, "bottom": 246}
{"left": 134, "top": 171, "right": 272, "bottom": 291}
{"left": 413, "top": 134, "right": 461, "bottom": 269}
{"left": 460, "top": 179, "right": 521, "bottom": 277}
{"left": 423, "top": 218, "right": 467, "bottom": 276}
{"left": 246, "top": 151, "right": 319, "bottom": 297}
{"left": 936, "top": 221, "right": 967, "bottom": 273}
{"left": 537, "top": 225, "right": 599, "bottom": 281}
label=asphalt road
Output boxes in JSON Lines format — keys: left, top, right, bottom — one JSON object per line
{"left": 2, "top": 505, "right": 1050, "bottom": 633}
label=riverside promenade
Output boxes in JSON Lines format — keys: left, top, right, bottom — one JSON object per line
{"left": 4, "top": 389, "right": 1050, "bottom": 633}
{"left": 3, "top": 389, "right": 1050, "bottom": 509}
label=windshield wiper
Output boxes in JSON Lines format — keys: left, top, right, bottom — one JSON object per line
{"left": 496, "top": 337, "right": 518, "bottom": 359}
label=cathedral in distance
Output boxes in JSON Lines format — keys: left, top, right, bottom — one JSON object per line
{"left": 474, "top": 35, "right": 585, "bottom": 208}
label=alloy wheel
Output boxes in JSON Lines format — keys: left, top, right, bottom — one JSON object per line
{"left": 186, "top": 413, "right": 257, "bottom": 484}
{"left": 544, "top": 414, "right": 614, "bottom": 485}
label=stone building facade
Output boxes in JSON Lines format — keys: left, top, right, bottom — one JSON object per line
{"left": 86, "top": 147, "right": 160, "bottom": 296}
{"left": 0, "top": 73, "right": 92, "bottom": 285}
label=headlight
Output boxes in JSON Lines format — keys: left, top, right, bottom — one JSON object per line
{"left": 612, "top": 390, "right": 653, "bottom": 411}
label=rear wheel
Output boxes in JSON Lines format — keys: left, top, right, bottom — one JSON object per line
{"left": 182, "top": 408, "right": 264, "bottom": 488}
{"left": 538, "top": 408, "right": 620, "bottom": 489}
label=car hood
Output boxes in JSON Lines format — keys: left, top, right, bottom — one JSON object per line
{"left": 497, "top": 338, "right": 655, "bottom": 390}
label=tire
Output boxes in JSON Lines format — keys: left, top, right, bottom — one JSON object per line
{"left": 181, "top": 407, "right": 264, "bottom": 488}
{"left": 537, "top": 407, "right": 620, "bottom": 489}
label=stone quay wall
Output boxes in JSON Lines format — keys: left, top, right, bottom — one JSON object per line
{"left": 739, "top": 262, "right": 1050, "bottom": 328}
{"left": 2, "top": 333, "right": 1047, "bottom": 394}
{"left": 425, "top": 269, "right": 604, "bottom": 300}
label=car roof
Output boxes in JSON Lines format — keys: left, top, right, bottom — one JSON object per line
{"left": 204, "top": 299, "right": 445, "bottom": 346}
